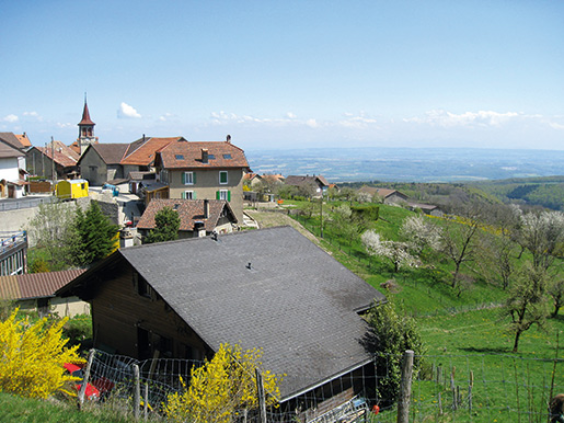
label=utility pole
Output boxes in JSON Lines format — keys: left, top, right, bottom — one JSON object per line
{"left": 51, "top": 137, "right": 56, "bottom": 184}
{"left": 320, "top": 193, "right": 324, "bottom": 238}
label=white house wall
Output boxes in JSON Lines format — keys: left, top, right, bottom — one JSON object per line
{"left": 0, "top": 157, "right": 20, "bottom": 182}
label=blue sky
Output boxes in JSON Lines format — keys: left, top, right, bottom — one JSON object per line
{"left": 1, "top": 1, "right": 563, "bottom": 151}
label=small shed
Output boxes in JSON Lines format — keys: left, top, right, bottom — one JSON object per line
{"left": 56, "top": 179, "right": 89, "bottom": 200}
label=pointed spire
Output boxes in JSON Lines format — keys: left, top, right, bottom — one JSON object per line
{"left": 78, "top": 95, "right": 95, "bottom": 126}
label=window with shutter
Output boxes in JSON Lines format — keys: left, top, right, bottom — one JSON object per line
{"left": 184, "top": 172, "right": 194, "bottom": 185}
{"left": 219, "top": 171, "right": 228, "bottom": 185}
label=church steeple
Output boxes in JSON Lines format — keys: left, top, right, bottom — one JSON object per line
{"left": 77, "top": 95, "right": 98, "bottom": 155}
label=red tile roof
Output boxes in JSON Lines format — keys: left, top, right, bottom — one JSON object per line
{"left": 157, "top": 140, "right": 249, "bottom": 170}
{"left": 358, "top": 186, "right": 407, "bottom": 199}
{"left": 0, "top": 269, "right": 86, "bottom": 300}
{"left": 15, "top": 133, "right": 32, "bottom": 148}
{"left": 286, "top": 174, "right": 329, "bottom": 187}
{"left": 261, "top": 174, "right": 285, "bottom": 184}
{"left": 137, "top": 199, "right": 237, "bottom": 231}
{"left": 34, "top": 140, "right": 80, "bottom": 167}
{"left": 120, "top": 137, "right": 181, "bottom": 166}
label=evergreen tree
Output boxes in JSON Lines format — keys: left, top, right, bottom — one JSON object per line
{"left": 73, "top": 202, "right": 119, "bottom": 266}
{"left": 143, "top": 207, "right": 181, "bottom": 244}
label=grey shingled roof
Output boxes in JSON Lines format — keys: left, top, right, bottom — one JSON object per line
{"left": 0, "top": 139, "right": 24, "bottom": 159}
{"left": 118, "top": 226, "right": 385, "bottom": 400}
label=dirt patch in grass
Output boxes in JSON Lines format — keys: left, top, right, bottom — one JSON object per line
{"left": 245, "top": 210, "right": 321, "bottom": 247}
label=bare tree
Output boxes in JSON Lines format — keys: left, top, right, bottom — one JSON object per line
{"left": 440, "top": 215, "right": 480, "bottom": 291}
{"left": 476, "top": 230, "right": 518, "bottom": 290}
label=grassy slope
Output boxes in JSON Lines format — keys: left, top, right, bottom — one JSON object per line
{"left": 0, "top": 393, "right": 135, "bottom": 423}
{"left": 249, "top": 202, "right": 564, "bottom": 422}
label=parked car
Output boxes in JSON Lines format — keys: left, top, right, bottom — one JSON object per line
{"left": 64, "top": 363, "right": 100, "bottom": 401}
{"left": 64, "top": 363, "right": 115, "bottom": 401}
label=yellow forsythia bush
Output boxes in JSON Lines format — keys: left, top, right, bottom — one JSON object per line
{"left": 164, "top": 343, "right": 283, "bottom": 423}
{"left": 0, "top": 309, "right": 84, "bottom": 399}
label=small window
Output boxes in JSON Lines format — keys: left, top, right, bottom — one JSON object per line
{"left": 175, "top": 154, "right": 184, "bottom": 160}
{"left": 183, "top": 172, "right": 195, "bottom": 185}
{"left": 219, "top": 171, "right": 228, "bottom": 185}
{"left": 183, "top": 191, "right": 195, "bottom": 200}
{"left": 223, "top": 154, "right": 232, "bottom": 159}
{"left": 208, "top": 154, "right": 216, "bottom": 160}
{"left": 218, "top": 189, "right": 230, "bottom": 201}
{"left": 135, "top": 273, "right": 152, "bottom": 299}
{"left": 81, "top": 183, "right": 85, "bottom": 190}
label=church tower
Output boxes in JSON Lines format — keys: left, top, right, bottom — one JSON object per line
{"left": 77, "top": 97, "right": 98, "bottom": 155}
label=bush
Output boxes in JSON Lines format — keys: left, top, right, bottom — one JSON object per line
{"left": 63, "top": 314, "right": 92, "bottom": 347}
{"left": 351, "top": 205, "right": 380, "bottom": 220}
{"left": 0, "top": 309, "right": 84, "bottom": 399}
{"left": 164, "top": 343, "right": 283, "bottom": 423}
{"left": 363, "top": 300, "right": 425, "bottom": 406}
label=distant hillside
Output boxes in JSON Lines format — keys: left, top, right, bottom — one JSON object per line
{"left": 470, "top": 176, "right": 564, "bottom": 211}
{"left": 245, "top": 147, "right": 564, "bottom": 183}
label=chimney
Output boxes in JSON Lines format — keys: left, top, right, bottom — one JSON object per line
{"left": 204, "top": 199, "right": 210, "bottom": 219}
{"left": 142, "top": 134, "right": 146, "bottom": 143}
{"left": 226, "top": 134, "right": 231, "bottom": 143}
{"left": 201, "top": 148, "right": 209, "bottom": 163}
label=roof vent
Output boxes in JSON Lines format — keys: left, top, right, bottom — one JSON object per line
{"left": 211, "top": 230, "right": 218, "bottom": 241}
{"left": 246, "top": 262, "right": 252, "bottom": 270}
{"left": 226, "top": 134, "right": 231, "bottom": 143}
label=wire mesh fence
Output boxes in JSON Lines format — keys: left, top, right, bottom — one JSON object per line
{"left": 77, "top": 348, "right": 563, "bottom": 423}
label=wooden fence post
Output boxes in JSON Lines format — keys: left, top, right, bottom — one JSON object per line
{"left": 144, "top": 382, "right": 149, "bottom": 420}
{"left": 133, "top": 364, "right": 140, "bottom": 421}
{"left": 469, "top": 371, "right": 474, "bottom": 412}
{"left": 397, "top": 350, "right": 414, "bottom": 423}
{"left": 256, "top": 369, "right": 267, "bottom": 423}
{"left": 77, "top": 349, "right": 95, "bottom": 410}
{"left": 451, "top": 367, "right": 457, "bottom": 411}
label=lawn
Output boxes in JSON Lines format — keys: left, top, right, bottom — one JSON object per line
{"left": 249, "top": 201, "right": 564, "bottom": 422}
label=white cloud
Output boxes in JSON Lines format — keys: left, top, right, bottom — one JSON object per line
{"left": 23, "top": 111, "right": 38, "bottom": 117}
{"left": 338, "top": 112, "right": 379, "bottom": 129}
{"left": 286, "top": 112, "right": 297, "bottom": 119}
{"left": 306, "top": 119, "right": 319, "bottom": 128}
{"left": 549, "top": 122, "right": 564, "bottom": 130}
{"left": 56, "top": 122, "right": 73, "bottom": 128}
{"left": 404, "top": 110, "right": 520, "bottom": 127}
{"left": 3, "top": 114, "right": 18, "bottom": 123}
{"left": 118, "top": 102, "right": 141, "bottom": 119}
{"left": 159, "top": 112, "right": 175, "bottom": 122}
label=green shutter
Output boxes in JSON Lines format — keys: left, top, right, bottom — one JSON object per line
{"left": 182, "top": 172, "right": 186, "bottom": 184}
{"left": 193, "top": 172, "right": 197, "bottom": 184}
{"left": 182, "top": 192, "right": 186, "bottom": 199}
{"left": 216, "top": 190, "right": 220, "bottom": 200}
{"left": 193, "top": 191, "right": 196, "bottom": 199}
{"left": 227, "top": 190, "right": 231, "bottom": 202}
